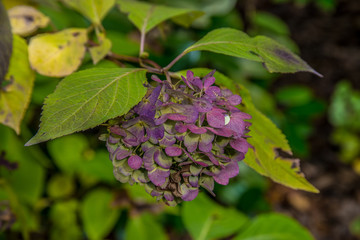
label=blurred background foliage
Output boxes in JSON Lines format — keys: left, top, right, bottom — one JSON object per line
{"left": 1, "top": 0, "right": 359, "bottom": 239}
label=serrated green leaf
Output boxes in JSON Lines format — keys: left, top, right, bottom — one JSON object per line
{"left": 117, "top": 0, "right": 203, "bottom": 33}
{"left": 28, "top": 28, "right": 88, "bottom": 77}
{"left": 239, "top": 85, "right": 319, "bottom": 193}
{"left": 176, "top": 68, "right": 318, "bottom": 193}
{"left": 182, "top": 28, "right": 321, "bottom": 76}
{"left": 62, "top": 0, "right": 115, "bottom": 25}
{"left": 80, "top": 188, "right": 120, "bottom": 240}
{"left": 234, "top": 213, "right": 314, "bottom": 240}
{"left": 25, "top": 68, "right": 147, "bottom": 146}
{"left": 0, "top": 0, "right": 12, "bottom": 82}
{"left": 0, "top": 35, "right": 35, "bottom": 134}
{"left": 8, "top": 5, "right": 50, "bottom": 36}
{"left": 125, "top": 213, "right": 167, "bottom": 240}
{"left": 89, "top": 37, "right": 112, "bottom": 64}
{"left": 182, "top": 194, "right": 249, "bottom": 240}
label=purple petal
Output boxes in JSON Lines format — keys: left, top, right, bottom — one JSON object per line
{"left": 206, "top": 127, "right": 233, "bottom": 137}
{"left": 148, "top": 167, "right": 170, "bottom": 186}
{"left": 213, "top": 161, "right": 239, "bottom": 185}
{"left": 205, "top": 86, "right": 221, "bottom": 100}
{"left": 147, "top": 125, "right": 165, "bottom": 143}
{"left": 181, "top": 75, "right": 194, "bottom": 90}
{"left": 189, "top": 176, "right": 199, "bottom": 187}
{"left": 154, "top": 149, "right": 172, "bottom": 169}
{"left": 221, "top": 89, "right": 232, "bottom": 97}
{"left": 227, "top": 94, "right": 242, "bottom": 105}
{"left": 194, "top": 98, "right": 213, "bottom": 113}
{"left": 187, "top": 124, "right": 207, "bottom": 134}
{"left": 180, "top": 183, "right": 199, "bottom": 201}
{"left": 164, "top": 191, "right": 174, "bottom": 201}
{"left": 165, "top": 146, "right": 182, "bottom": 157}
{"left": 159, "top": 133, "right": 176, "bottom": 146}
{"left": 107, "top": 135, "right": 119, "bottom": 144}
{"left": 114, "top": 148, "right": 131, "bottom": 161}
{"left": 230, "top": 138, "right": 251, "bottom": 154}
{"left": 175, "top": 122, "right": 188, "bottom": 133}
{"left": 181, "top": 105, "right": 199, "bottom": 124}
{"left": 206, "top": 108, "right": 226, "bottom": 128}
{"left": 191, "top": 77, "right": 203, "bottom": 90}
{"left": 128, "top": 155, "right": 143, "bottom": 170}
{"left": 203, "top": 152, "right": 219, "bottom": 165}
{"left": 199, "top": 132, "right": 214, "bottom": 152}
{"left": 167, "top": 113, "right": 188, "bottom": 121}
{"left": 184, "top": 133, "right": 199, "bottom": 152}
{"left": 203, "top": 76, "right": 215, "bottom": 90}
{"left": 109, "top": 125, "right": 126, "bottom": 137}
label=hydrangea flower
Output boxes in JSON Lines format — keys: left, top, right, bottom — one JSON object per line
{"left": 101, "top": 70, "right": 252, "bottom": 206}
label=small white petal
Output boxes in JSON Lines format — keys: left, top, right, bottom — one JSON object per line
{"left": 224, "top": 114, "right": 230, "bottom": 125}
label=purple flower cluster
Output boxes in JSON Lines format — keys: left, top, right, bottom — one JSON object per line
{"left": 102, "top": 70, "right": 252, "bottom": 206}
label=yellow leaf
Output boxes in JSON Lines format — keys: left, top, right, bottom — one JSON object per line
{"left": 89, "top": 38, "right": 112, "bottom": 64}
{"left": 8, "top": 5, "right": 50, "bottom": 36}
{"left": 28, "top": 28, "right": 88, "bottom": 77}
{"left": 0, "top": 35, "right": 35, "bottom": 134}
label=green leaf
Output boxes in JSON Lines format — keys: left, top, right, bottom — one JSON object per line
{"left": 0, "top": 35, "right": 35, "bottom": 134}
{"left": 234, "top": 213, "right": 314, "bottom": 240}
{"left": 48, "top": 134, "right": 89, "bottom": 174}
{"left": 8, "top": 5, "right": 50, "bottom": 36}
{"left": 0, "top": 0, "right": 12, "bottom": 82}
{"left": 125, "top": 213, "right": 167, "bottom": 240}
{"left": 117, "top": 0, "right": 203, "bottom": 33}
{"left": 80, "top": 188, "right": 120, "bottom": 240}
{"left": 25, "top": 68, "right": 147, "bottom": 146}
{"left": 50, "top": 200, "right": 82, "bottom": 240}
{"left": 182, "top": 28, "right": 321, "bottom": 76}
{"left": 182, "top": 194, "right": 249, "bottom": 240}
{"left": 240, "top": 86, "right": 318, "bottom": 193}
{"left": 28, "top": 28, "right": 88, "bottom": 77}
{"left": 47, "top": 174, "right": 75, "bottom": 199}
{"left": 89, "top": 37, "right": 112, "bottom": 64}
{"left": 176, "top": 68, "right": 318, "bottom": 193}
{"left": 62, "top": 0, "right": 115, "bottom": 25}
{"left": 0, "top": 125, "right": 45, "bottom": 205}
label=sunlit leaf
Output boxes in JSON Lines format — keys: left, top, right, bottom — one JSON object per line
{"left": 234, "top": 213, "right": 314, "bottom": 240}
{"left": 117, "top": 0, "right": 203, "bottom": 33}
{"left": 125, "top": 213, "right": 167, "bottom": 240}
{"left": 182, "top": 28, "right": 321, "bottom": 76}
{"left": 182, "top": 194, "right": 248, "bottom": 240}
{"left": 28, "top": 28, "right": 88, "bottom": 77}
{"left": 0, "top": 35, "right": 34, "bottom": 134}
{"left": 25, "top": 68, "right": 147, "bottom": 146}
{"left": 176, "top": 68, "right": 318, "bottom": 193}
{"left": 89, "top": 37, "right": 112, "bottom": 64}
{"left": 80, "top": 188, "right": 120, "bottom": 240}
{"left": 0, "top": 1, "right": 12, "bottom": 82}
{"left": 8, "top": 5, "right": 50, "bottom": 36}
{"left": 62, "top": 0, "right": 115, "bottom": 25}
